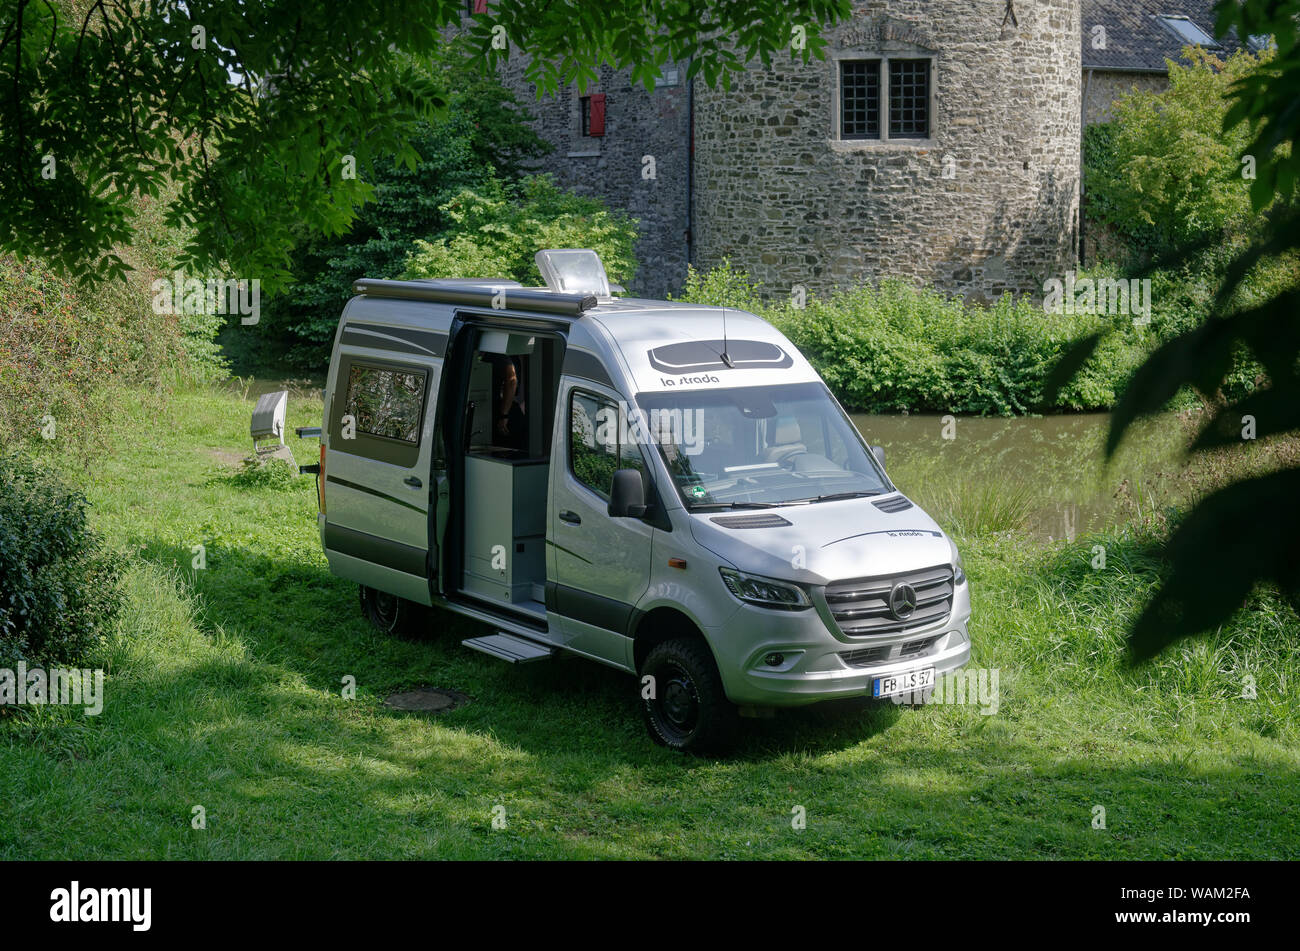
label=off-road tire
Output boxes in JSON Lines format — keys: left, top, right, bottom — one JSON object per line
{"left": 640, "top": 637, "right": 739, "bottom": 754}
{"left": 359, "top": 585, "right": 430, "bottom": 638}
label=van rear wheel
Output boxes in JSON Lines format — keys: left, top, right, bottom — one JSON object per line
{"left": 640, "top": 637, "right": 738, "bottom": 754}
{"left": 359, "top": 585, "right": 428, "bottom": 637}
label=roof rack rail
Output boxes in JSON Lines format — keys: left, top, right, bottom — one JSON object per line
{"left": 352, "top": 278, "right": 597, "bottom": 316}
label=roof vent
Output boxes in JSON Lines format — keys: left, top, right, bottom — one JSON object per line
{"left": 536, "top": 249, "right": 611, "bottom": 299}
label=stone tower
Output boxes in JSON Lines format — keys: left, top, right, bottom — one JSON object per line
{"left": 691, "top": 0, "right": 1082, "bottom": 300}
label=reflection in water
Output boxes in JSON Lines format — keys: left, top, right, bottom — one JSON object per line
{"left": 849, "top": 413, "right": 1189, "bottom": 540}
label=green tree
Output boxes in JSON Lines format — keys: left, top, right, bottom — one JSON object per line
{"left": 251, "top": 68, "right": 552, "bottom": 368}
{"left": 1051, "top": 0, "right": 1300, "bottom": 659}
{"left": 1086, "top": 47, "right": 1272, "bottom": 255}
{"left": 0, "top": 0, "right": 850, "bottom": 288}
{"left": 402, "top": 174, "right": 638, "bottom": 287}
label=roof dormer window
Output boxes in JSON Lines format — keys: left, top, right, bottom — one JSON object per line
{"left": 1154, "top": 15, "right": 1222, "bottom": 50}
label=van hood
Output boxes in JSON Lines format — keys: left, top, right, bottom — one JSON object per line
{"left": 686, "top": 494, "right": 952, "bottom": 585}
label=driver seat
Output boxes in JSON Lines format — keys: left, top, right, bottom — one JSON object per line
{"left": 764, "top": 417, "right": 806, "bottom": 465}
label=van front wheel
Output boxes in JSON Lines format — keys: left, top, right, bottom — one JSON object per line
{"left": 359, "top": 585, "right": 428, "bottom": 637}
{"left": 640, "top": 638, "right": 738, "bottom": 754}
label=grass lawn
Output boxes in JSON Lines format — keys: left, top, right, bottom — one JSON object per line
{"left": 2, "top": 384, "right": 1298, "bottom": 859}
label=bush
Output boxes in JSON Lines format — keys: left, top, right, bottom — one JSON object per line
{"left": 0, "top": 176, "right": 228, "bottom": 454}
{"left": 671, "top": 257, "right": 765, "bottom": 310}
{"left": 1085, "top": 48, "right": 1272, "bottom": 257}
{"left": 1082, "top": 47, "right": 1298, "bottom": 405}
{"left": 675, "top": 262, "right": 1147, "bottom": 415}
{"left": 0, "top": 253, "right": 198, "bottom": 454}
{"left": 403, "top": 174, "right": 639, "bottom": 289}
{"left": 226, "top": 456, "right": 302, "bottom": 492}
{"left": 0, "top": 452, "right": 122, "bottom": 667}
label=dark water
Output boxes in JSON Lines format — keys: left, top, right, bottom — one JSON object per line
{"left": 850, "top": 412, "right": 1188, "bottom": 540}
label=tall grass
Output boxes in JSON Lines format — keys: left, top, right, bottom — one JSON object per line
{"left": 920, "top": 480, "right": 1036, "bottom": 536}
{"left": 2, "top": 385, "right": 1298, "bottom": 860}
{"left": 981, "top": 526, "right": 1300, "bottom": 741}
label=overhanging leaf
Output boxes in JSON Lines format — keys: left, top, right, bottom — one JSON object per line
{"left": 1041, "top": 331, "right": 1103, "bottom": 406}
{"left": 1129, "top": 468, "right": 1300, "bottom": 661}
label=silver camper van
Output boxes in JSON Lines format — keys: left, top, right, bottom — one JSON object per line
{"left": 312, "top": 249, "right": 971, "bottom": 752}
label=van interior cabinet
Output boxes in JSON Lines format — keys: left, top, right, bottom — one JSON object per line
{"left": 462, "top": 453, "right": 547, "bottom": 607}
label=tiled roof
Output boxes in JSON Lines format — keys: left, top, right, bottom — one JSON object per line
{"left": 1083, "top": 0, "right": 1246, "bottom": 71}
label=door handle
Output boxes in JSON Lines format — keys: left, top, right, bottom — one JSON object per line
{"left": 404, "top": 476, "right": 423, "bottom": 488}
{"left": 559, "top": 510, "right": 581, "bottom": 525}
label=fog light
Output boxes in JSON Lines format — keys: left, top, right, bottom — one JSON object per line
{"left": 764, "top": 653, "right": 784, "bottom": 667}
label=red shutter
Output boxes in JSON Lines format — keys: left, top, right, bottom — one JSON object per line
{"left": 589, "top": 93, "right": 606, "bottom": 136}
{"left": 472, "top": 0, "right": 488, "bottom": 13}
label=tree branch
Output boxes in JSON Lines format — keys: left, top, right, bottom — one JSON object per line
{"left": 70, "top": 0, "right": 109, "bottom": 71}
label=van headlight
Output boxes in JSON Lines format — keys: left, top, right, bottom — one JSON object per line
{"left": 949, "top": 541, "right": 966, "bottom": 585}
{"left": 719, "top": 568, "right": 811, "bottom": 610}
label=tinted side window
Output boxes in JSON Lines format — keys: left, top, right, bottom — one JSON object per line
{"left": 330, "top": 357, "right": 429, "bottom": 468}
{"left": 345, "top": 364, "right": 425, "bottom": 444}
{"left": 569, "top": 391, "right": 644, "bottom": 500}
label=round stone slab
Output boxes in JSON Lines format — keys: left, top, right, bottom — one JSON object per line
{"left": 382, "top": 687, "right": 467, "bottom": 713}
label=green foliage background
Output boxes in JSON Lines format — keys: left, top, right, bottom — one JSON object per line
{"left": 0, "top": 453, "right": 121, "bottom": 667}
{"left": 0, "top": 181, "right": 226, "bottom": 455}
{"left": 1083, "top": 46, "right": 1299, "bottom": 405}
{"left": 243, "top": 74, "right": 555, "bottom": 371}
{"left": 673, "top": 261, "right": 1148, "bottom": 416}
{"left": 402, "top": 175, "right": 639, "bottom": 289}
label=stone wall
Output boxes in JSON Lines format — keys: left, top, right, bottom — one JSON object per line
{"left": 692, "top": 0, "right": 1083, "bottom": 302}
{"left": 496, "top": 58, "right": 692, "bottom": 300}
{"left": 1083, "top": 69, "right": 1168, "bottom": 124}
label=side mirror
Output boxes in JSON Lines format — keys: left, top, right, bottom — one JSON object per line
{"left": 608, "top": 468, "right": 648, "bottom": 518}
{"left": 872, "top": 445, "right": 886, "bottom": 468}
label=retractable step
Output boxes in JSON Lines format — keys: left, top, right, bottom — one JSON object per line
{"left": 462, "top": 632, "right": 557, "bottom": 664}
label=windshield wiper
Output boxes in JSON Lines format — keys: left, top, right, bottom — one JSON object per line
{"left": 792, "top": 490, "right": 885, "bottom": 504}
{"left": 690, "top": 500, "right": 781, "bottom": 510}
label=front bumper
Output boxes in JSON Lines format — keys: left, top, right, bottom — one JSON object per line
{"left": 705, "top": 580, "right": 972, "bottom": 707}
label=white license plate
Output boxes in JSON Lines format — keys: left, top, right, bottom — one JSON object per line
{"left": 873, "top": 667, "right": 935, "bottom": 698}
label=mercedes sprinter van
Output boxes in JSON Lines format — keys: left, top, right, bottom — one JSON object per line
{"left": 311, "top": 249, "right": 971, "bottom": 752}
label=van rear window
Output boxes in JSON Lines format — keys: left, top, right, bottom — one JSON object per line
{"left": 344, "top": 364, "right": 426, "bottom": 444}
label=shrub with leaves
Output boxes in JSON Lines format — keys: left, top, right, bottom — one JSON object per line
{"left": 675, "top": 261, "right": 1147, "bottom": 415}
{"left": 0, "top": 452, "right": 122, "bottom": 667}
{"left": 1083, "top": 44, "right": 1299, "bottom": 403}
{"left": 403, "top": 175, "right": 638, "bottom": 289}
{"left": 1086, "top": 48, "right": 1274, "bottom": 256}
{"left": 0, "top": 253, "right": 197, "bottom": 455}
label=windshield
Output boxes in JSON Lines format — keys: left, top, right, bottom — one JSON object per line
{"left": 636, "top": 382, "right": 891, "bottom": 509}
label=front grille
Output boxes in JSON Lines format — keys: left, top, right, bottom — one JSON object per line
{"left": 840, "top": 645, "right": 891, "bottom": 667}
{"left": 900, "top": 635, "right": 942, "bottom": 657}
{"left": 824, "top": 564, "right": 954, "bottom": 637}
{"left": 841, "top": 634, "right": 943, "bottom": 668}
